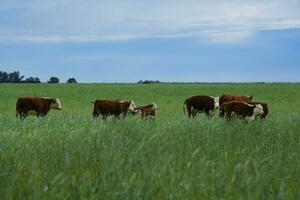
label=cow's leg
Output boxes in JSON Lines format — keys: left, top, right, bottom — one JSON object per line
{"left": 148, "top": 115, "right": 155, "bottom": 120}
{"left": 102, "top": 114, "right": 108, "bottom": 120}
{"left": 93, "top": 112, "right": 100, "bottom": 118}
{"left": 141, "top": 113, "right": 147, "bottom": 120}
{"left": 192, "top": 112, "right": 196, "bottom": 118}
{"left": 121, "top": 113, "right": 127, "bottom": 119}
{"left": 20, "top": 112, "right": 28, "bottom": 119}
{"left": 205, "top": 110, "right": 212, "bottom": 118}
{"left": 186, "top": 105, "right": 192, "bottom": 118}
{"left": 191, "top": 108, "right": 197, "bottom": 118}
{"left": 19, "top": 108, "right": 30, "bottom": 119}
{"left": 225, "top": 112, "right": 231, "bottom": 121}
{"left": 205, "top": 112, "right": 210, "bottom": 118}
{"left": 40, "top": 112, "right": 47, "bottom": 117}
{"left": 115, "top": 114, "right": 121, "bottom": 120}
{"left": 219, "top": 109, "right": 225, "bottom": 118}
{"left": 93, "top": 108, "right": 102, "bottom": 118}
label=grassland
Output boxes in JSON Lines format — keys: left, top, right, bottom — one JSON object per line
{"left": 0, "top": 83, "right": 299, "bottom": 199}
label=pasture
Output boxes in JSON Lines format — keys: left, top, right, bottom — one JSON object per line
{"left": 0, "top": 83, "right": 299, "bottom": 199}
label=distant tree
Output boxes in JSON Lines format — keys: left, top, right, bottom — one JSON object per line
{"left": 23, "top": 77, "right": 41, "bottom": 83}
{"left": 0, "top": 71, "right": 24, "bottom": 83}
{"left": 0, "top": 70, "right": 41, "bottom": 83}
{"left": 66, "top": 78, "right": 77, "bottom": 83}
{"left": 24, "top": 77, "right": 35, "bottom": 83}
{"left": 0, "top": 71, "right": 9, "bottom": 82}
{"left": 48, "top": 76, "right": 59, "bottom": 83}
{"left": 34, "top": 77, "right": 41, "bottom": 83}
{"left": 9, "top": 71, "right": 24, "bottom": 82}
{"left": 137, "top": 80, "right": 161, "bottom": 84}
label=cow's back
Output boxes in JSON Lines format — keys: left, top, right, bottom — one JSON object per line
{"left": 219, "top": 95, "right": 252, "bottom": 106}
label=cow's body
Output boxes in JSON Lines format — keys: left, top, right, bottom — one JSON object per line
{"left": 141, "top": 107, "right": 157, "bottom": 119}
{"left": 16, "top": 97, "right": 62, "bottom": 118}
{"left": 183, "top": 95, "right": 219, "bottom": 118}
{"left": 248, "top": 101, "right": 268, "bottom": 118}
{"left": 219, "top": 94, "right": 252, "bottom": 106}
{"left": 219, "top": 101, "right": 264, "bottom": 120}
{"left": 92, "top": 99, "right": 136, "bottom": 119}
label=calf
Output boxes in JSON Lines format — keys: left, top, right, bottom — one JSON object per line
{"left": 92, "top": 99, "right": 136, "bottom": 119}
{"left": 183, "top": 95, "right": 219, "bottom": 118}
{"left": 16, "top": 97, "right": 62, "bottom": 118}
{"left": 219, "top": 101, "right": 264, "bottom": 120}
{"left": 134, "top": 103, "right": 159, "bottom": 119}
{"left": 219, "top": 94, "right": 252, "bottom": 106}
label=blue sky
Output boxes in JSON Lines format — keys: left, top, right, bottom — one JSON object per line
{"left": 0, "top": 0, "right": 300, "bottom": 82}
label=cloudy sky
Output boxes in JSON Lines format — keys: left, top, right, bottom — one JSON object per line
{"left": 1, "top": 0, "right": 300, "bottom": 82}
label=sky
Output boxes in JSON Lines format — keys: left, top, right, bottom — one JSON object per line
{"left": 0, "top": 0, "right": 300, "bottom": 83}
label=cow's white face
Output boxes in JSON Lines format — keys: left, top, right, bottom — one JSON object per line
{"left": 51, "top": 98, "right": 62, "bottom": 110}
{"left": 253, "top": 104, "right": 264, "bottom": 116}
{"left": 128, "top": 100, "right": 136, "bottom": 111}
{"left": 211, "top": 96, "right": 219, "bottom": 109}
{"left": 152, "top": 103, "right": 159, "bottom": 109}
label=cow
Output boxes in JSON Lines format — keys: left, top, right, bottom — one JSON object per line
{"left": 134, "top": 103, "right": 159, "bottom": 119}
{"left": 92, "top": 99, "right": 136, "bottom": 119}
{"left": 219, "top": 101, "right": 264, "bottom": 120}
{"left": 183, "top": 95, "right": 219, "bottom": 118}
{"left": 219, "top": 94, "right": 252, "bottom": 106}
{"left": 16, "top": 97, "right": 62, "bottom": 118}
{"left": 247, "top": 101, "right": 268, "bottom": 119}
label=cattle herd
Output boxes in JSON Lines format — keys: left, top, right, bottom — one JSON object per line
{"left": 15, "top": 94, "right": 268, "bottom": 120}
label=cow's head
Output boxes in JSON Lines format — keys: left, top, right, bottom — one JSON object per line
{"left": 253, "top": 104, "right": 264, "bottom": 116}
{"left": 50, "top": 98, "right": 62, "bottom": 110}
{"left": 152, "top": 103, "right": 159, "bottom": 109}
{"left": 128, "top": 100, "right": 136, "bottom": 112}
{"left": 212, "top": 96, "right": 219, "bottom": 109}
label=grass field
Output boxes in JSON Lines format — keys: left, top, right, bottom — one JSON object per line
{"left": 0, "top": 83, "right": 299, "bottom": 199}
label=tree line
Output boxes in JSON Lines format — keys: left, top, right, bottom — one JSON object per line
{"left": 0, "top": 71, "right": 77, "bottom": 83}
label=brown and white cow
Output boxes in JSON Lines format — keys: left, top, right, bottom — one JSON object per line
{"left": 247, "top": 101, "right": 268, "bottom": 119}
{"left": 16, "top": 97, "right": 62, "bottom": 118}
{"left": 219, "top": 94, "right": 252, "bottom": 106}
{"left": 219, "top": 101, "right": 264, "bottom": 120}
{"left": 92, "top": 99, "right": 136, "bottom": 119}
{"left": 134, "top": 103, "right": 159, "bottom": 119}
{"left": 183, "top": 95, "right": 219, "bottom": 118}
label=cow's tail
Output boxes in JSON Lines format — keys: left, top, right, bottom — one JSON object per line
{"left": 183, "top": 100, "right": 187, "bottom": 115}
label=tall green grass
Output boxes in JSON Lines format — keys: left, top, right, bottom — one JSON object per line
{"left": 0, "top": 83, "right": 299, "bottom": 199}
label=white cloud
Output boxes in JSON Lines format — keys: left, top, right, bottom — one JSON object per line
{"left": 0, "top": 0, "right": 300, "bottom": 43}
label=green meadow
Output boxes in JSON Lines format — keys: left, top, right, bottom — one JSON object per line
{"left": 0, "top": 83, "right": 299, "bottom": 199}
